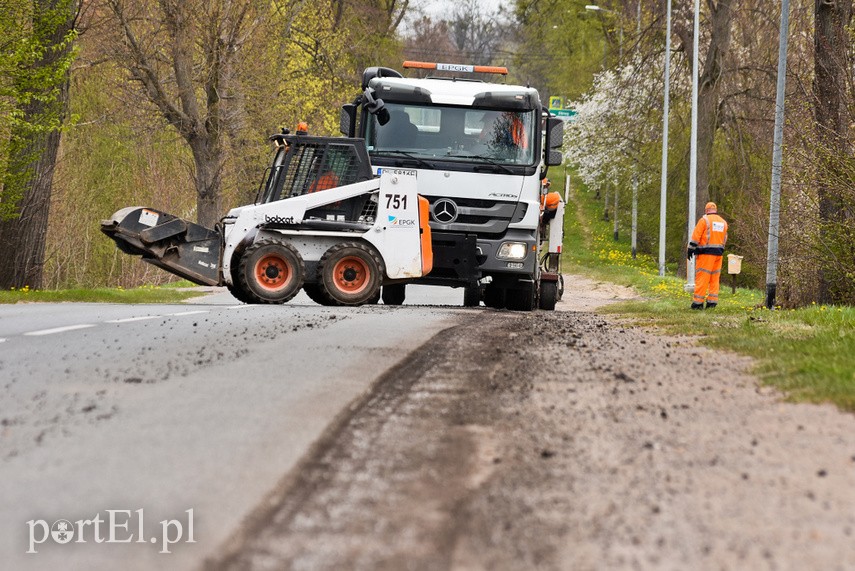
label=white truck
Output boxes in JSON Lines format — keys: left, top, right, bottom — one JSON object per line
{"left": 341, "top": 61, "right": 565, "bottom": 310}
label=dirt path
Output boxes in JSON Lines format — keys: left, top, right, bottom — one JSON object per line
{"left": 207, "top": 277, "right": 855, "bottom": 571}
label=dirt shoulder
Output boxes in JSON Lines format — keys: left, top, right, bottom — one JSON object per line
{"left": 207, "top": 276, "right": 855, "bottom": 571}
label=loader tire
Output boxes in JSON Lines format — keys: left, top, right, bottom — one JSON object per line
{"left": 239, "top": 240, "right": 304, "bottom": 304}
{"left": 227, "top": 282, "right": 255, "bottom": 304}
{"left": 381, "top": 284, "right": 406, "bottom": 305}
{"left": 318, "top": 242, "right": 383, "bottom": 306}
{"left": 303, "top": 283, "right": 340, "bottom": 306}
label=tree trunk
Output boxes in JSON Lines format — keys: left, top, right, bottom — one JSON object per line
{"left": 191, "top": 137, "right": 223, "bottom": 228}
{"left": 0, "top": 1, "right": 77, "bottom": 289}
{"left": 814, "top": 0, "right": 853, "bottom": 303}
{"left": 696, "top": 0, "right": 733, "bottom": 221}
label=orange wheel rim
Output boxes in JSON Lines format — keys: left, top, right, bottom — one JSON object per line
{"left": 332, "top": 256, "right": 369, "bottom": 294}
{"left": 255, "top": 254, "right": 291, "bottom": 291}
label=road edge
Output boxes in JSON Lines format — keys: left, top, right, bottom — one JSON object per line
{"left": 200, "top": 320, "right": 466, "bottom": 570}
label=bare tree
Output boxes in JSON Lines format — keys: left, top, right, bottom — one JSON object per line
{"left": 102, "top": 0, "right": 261, "bottom": 227}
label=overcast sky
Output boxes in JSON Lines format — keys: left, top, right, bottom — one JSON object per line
{"left": 402, "top": 0, "right": 508, "bottom": 31}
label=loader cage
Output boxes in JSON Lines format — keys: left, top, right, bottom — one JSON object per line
{"left": 259, "top": 135, "right": 373, "bottom": 205}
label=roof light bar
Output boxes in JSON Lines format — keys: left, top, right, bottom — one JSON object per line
{"left": 402, "top": 61, "right": 508, "bottom": 75}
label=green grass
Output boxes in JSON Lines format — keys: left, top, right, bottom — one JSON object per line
{"left": 0, "top": 282, "right": 206, "bottom": 304}
{"left": 559, "top": 166, "right": 855, "bottom": 411}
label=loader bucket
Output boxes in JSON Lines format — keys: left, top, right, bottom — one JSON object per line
{"left": 100, "top": 207, "right": 223, "bottom": 286}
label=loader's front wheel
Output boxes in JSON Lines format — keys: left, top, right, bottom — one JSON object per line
{"left": 239, "top": 240, "right": 304, "bottom": 304}
{"left": 319, "top": 242, "right": 383, "bottom": 306}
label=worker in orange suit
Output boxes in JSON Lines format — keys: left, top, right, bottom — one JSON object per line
{"left": 540, "top": 180, "right": 560, "bottom": 226}
{"left": 687, "top": 202, "right": 728, "bottom": 309}
{"left": 309, "top": 170, "right": 339, "bottom": 193}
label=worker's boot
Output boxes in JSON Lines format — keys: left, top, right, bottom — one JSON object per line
{"left": 690, "top": 302, "right": 704, "bottom": 310}
{"left": 705, "top": 302, "right": 717, "bottom": 310}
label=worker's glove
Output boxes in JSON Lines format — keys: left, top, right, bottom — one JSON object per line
{"left": 687, "top": 247, "right": 696, "bottom": 260}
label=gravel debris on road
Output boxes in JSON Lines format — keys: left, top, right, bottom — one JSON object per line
{"left": 209, "top": 277, "right": 855, "bottom": 571}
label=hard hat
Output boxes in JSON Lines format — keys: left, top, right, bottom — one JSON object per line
{"left": 705, "top": 201, "right": 717, "bottom": 214}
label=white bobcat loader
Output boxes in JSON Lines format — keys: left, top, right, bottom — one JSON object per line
{"left": 101, "top": 133, "right": 433, "bottom": 305}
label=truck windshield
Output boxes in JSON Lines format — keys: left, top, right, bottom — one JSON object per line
{"left": 366, "top": 103, "right": 537, "bottom": 166}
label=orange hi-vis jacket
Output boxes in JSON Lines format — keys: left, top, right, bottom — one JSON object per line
{"left": 689, "top": 213, "right": 728, "bottom": 255}
{"left": 690, "top": 213, "right": 728, "bottom": 305}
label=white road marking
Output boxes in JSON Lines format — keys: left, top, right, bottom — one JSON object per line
{"left": 166, "top": 310, "right": 209, "bottom": 316}
{"left": 24, "top": 324, "right": 97, "bottom": 336}
{"left": 104, "top": 315, "right": 163, "bottom": 324}
{"left": 226, "top": 305, "right": 245, "bottom": 309}
{"left": 0, "top": 338, "right": 6, "bottom": 343}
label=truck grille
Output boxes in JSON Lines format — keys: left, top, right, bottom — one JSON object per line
{"left": 425, "top": 197, "right": 526, "bottom": 236}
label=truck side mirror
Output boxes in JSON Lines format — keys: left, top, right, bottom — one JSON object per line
{"left": 362, "top": 87, "right": 390, "bottom": 126}
{"left": 547, "top": 149, "right": 563, "bottom": 166}
{"left": 546, "top": 117, "right": 564, "bottom": 149}
{"left": 340, "top": 104, "right": 357, "bottom": 137}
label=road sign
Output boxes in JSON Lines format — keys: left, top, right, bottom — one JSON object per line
{"left": 551, "top": 109, "right": 577, "bottom": 121}
{"left": 548, "top": 96, "right": 563, "bottom": 110}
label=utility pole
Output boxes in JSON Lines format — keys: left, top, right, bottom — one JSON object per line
{"left": 765, "top": 0, "right": 791, "bottom": 309}
{"left": 658, "top": 0, "right": 672, "bottom": 276}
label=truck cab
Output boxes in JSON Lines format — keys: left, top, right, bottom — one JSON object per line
{"left": 342, "top": 62, "right": 564, "bottom": 310}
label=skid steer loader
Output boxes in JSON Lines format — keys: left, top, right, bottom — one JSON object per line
{"left": 101, "top": 132, "right": 433, "bottom": 306}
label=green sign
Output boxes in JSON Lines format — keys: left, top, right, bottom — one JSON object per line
{"left": 548, "top": 96, "right": 563, "bottom": 110}
{"left": 551, "top": 109, "right": 577, "bottom": 121}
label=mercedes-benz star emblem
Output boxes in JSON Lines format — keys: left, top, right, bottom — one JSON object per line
{"left": 432, "top": 198, "right": 459, "bottom": 224}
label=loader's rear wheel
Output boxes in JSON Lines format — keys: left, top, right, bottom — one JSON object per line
{"left": 319, "top": 242, "right": 383, "bottom": 306}
{"left": 239, "top": 240, "right": 304, "bottom": 304}
{"left": 381, "top": 284, "right": 406, "bottom": 305}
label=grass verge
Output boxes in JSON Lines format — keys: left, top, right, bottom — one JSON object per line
{"left": 0, "top": 281, "right": 207, "bottom": 304}
{"left": 557, "top": 166, "right": 855, "bottom": 411}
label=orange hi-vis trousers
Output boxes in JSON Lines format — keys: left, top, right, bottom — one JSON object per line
{"left": 693, "top": 254, "right": 723, "bottom": 305}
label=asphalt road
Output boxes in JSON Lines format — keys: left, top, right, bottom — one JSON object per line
{"left": 0, "top": 286, "right": 464, "bottom": 570}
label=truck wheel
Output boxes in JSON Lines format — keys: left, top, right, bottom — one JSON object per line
{"left": 539, "top": 281, "right": 558, "bottom": 311}
{"left": 238, "top": 239, "right": 304, "bottom": 304}
{"left": 506, "top": 282, "right": 536, "bottom": 311}
{"left": 382, "top": 284, "right": 406, "bottom": 305}
{"left": 303, "top": 283, "right": 339, "bottom": 306}
{"left": 483, "top": 284, "right": 506, "bottom": 309}
{"left": 557, "top": 274, "right": 565, "bottom": 300}
{"left": 463, "top": 285, "right": 481, "bottom": 307}
{"left": 319, "top": 242, "right": 383, "bottom": 306}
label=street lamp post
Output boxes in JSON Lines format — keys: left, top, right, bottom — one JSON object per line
{"left": 766, "top": 0, "right": 792, "bottom": 309}
{"left": 685, "top": 0, "right": 700, "bottom": 293}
